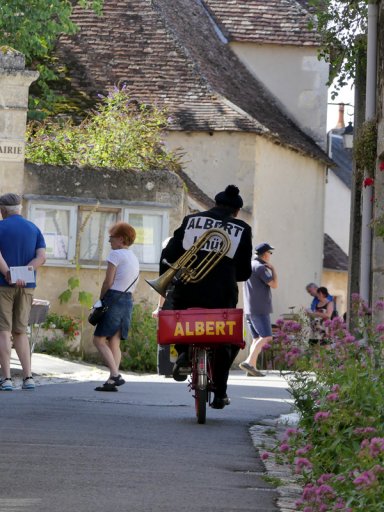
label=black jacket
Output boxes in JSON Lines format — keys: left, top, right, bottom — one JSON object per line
{"left": 161, "top": 207, "right": 252, "bottom": 309}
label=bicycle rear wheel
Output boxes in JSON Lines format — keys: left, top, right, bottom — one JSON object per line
{"left": 195, "top": 387, "right": 207, "bottom": 424}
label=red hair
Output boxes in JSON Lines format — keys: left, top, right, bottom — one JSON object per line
{"left": 109, "top": 222, "right": 136, "bottom": 246}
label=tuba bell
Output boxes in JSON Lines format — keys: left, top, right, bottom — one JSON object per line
{"left": 145, "top": 228, "right": 231, "bottom": 297}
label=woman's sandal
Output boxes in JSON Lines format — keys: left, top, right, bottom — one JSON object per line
{"left": 110, "top": 374, "right": 125, "bottom": 386}
{"left": 94, "top": 381, "right": 118, "bottom": 392}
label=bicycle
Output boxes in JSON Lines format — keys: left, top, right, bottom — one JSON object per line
{"left": 158, "top": 307, "right": 245, "bottom": 424}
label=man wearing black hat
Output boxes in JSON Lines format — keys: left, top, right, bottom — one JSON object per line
{"left": 240, "top": 242, "right": 278, "bottom": 377}
{"left": 160, "top": 185, "right": 252, "bottom": 408}
{"left": 0, "top": 193, "right": 46, "bottom": 391}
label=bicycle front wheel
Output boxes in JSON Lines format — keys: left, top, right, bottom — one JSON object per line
{"left": 195, "top": 387, "right": 207, "bottom": 424}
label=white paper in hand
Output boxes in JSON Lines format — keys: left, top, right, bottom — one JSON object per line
{"left": 10, "top": 266, "right": 35, "bottom": 284}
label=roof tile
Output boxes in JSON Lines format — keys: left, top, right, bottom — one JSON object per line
{"left": 204, "top": 0, "right": 320, "bottom": 45}
{"left": 56, "top": 0, "right": 330, "bottom": 164}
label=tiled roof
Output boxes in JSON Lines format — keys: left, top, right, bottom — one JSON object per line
{"left": 204, "top": 0, "right": 320, "bottom": 45}
{"left": 323, "top": 233, "right": 349, "bottom": 271}
{"left": 176, "top": 169, "right": 216, "bottom": 209}
{"left": 56, "top": 0, "right": 331, "bottom": 164}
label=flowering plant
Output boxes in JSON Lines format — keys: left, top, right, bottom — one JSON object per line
{"left": 42, "top": 312, "right": 80, "bottom": 339}
{"left": 264, "top": 295, "right": 384, "bottom": 511}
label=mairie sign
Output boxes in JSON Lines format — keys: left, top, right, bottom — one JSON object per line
{"left": 0, "top": 140, "right": 24, "bottom": 161}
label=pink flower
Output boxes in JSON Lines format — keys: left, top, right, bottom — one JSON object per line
{"left": 353, "top": 470, "right": 377, "bottom": 487}
{"left": 302, "top": 483, "right": 316, "bottom": 500}
{"left": 284, "top": 427, "right": 299, "bottom": 437}
{"left": 317, "top": 473, "right": 334, "bottom": 484}
{"left": 295, "top": 457, "right": 312, "bottom": 473}
{"left": 331, "top": 384, "right": 340, "bottom": 392}
{"left": 368, "top": 437, "right": 384, "bottom": 457}
{"left": 315, "top": 484, "right": 335, "bottom": 496}
{"left": 374, "top": 300, "right": 384, "bottom": 310}
{"left": 376, "top": 323, "right": 384, "bottom": 333}
{"left": 261, "top": 452, "right": 269, "bottom": 460}
{"left": 279, "top": 443, "right": 290, "bottom": 452}
{"left": 326, "top": 392, "right": 339, "bottom": 401}
{"left": 296, "top": 444, "right": 312, "bottom": 456}
{"left": 353, "top": 427, "right": 377, "bottom": 435}
{"left": 333, "top": 498, "right": 347, "bottom": 510}
{"left": 379, "top": 160, "right": 384, "bottom": 171}
{"left": 314, "top": 411, "right": 331, "bottom": 422}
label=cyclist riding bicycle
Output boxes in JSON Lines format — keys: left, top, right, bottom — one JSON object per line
{"left": 160, "top": 185, "right": 252, "bottom": 409}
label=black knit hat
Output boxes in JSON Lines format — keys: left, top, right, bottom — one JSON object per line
{"left": 214, "top": 185, "right": 243, "bottom": 209}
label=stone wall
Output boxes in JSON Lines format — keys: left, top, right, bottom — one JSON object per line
{"left": 0, "top": 48, "right": 38, "bottom": 195}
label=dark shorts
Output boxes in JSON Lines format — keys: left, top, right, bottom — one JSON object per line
{"left": 94, "top": 290, "right": 133, "bottom": 340}
{"left": 245, "top": 313, "right": 272, "bottom": 338}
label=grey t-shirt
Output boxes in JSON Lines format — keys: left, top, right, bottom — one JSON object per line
{"left": 243, "top": 258, "right": 273, "bottom": 315}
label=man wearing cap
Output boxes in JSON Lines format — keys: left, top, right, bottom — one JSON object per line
{"left": 0, "top": 193, "right": 46, "bottom": 391}
{"left": 240, "top": 242, "right": 278, "bottom": 377}
{"left": 160, "top": 185, "right": 253, "bottom": 409}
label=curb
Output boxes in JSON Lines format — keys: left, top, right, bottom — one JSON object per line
{"left": 250, "top": 419, "right": 303, "bottom": 512}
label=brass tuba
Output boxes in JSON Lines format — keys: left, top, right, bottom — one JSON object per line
{"left": 146, "top": 228, "right": 231, "bottom": 297}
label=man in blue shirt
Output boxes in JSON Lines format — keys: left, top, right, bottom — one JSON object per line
{"left": 240, "top": 242, "right": 278, "bottom": 377}
{"left": 306, "top": 282, "right": 333, "bottom": 311}
{"left": 0, "top": 193, "right": 46, "bottom": 391}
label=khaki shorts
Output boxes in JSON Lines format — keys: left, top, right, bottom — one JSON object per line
{"left": 0, "top": 287, "right": 34, "bottom": 333}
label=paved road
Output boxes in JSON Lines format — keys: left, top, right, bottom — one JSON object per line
{"left": 1, "top": 357, "right": 292, "bottom": 512}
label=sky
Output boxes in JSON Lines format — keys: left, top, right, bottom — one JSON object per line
{"left": 326, "top": 80, "right": 355, "bottom": 132}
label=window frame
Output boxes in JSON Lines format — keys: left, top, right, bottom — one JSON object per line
{"left": 27, "top": 202, "right": 77, "bottom": 265}
{"left": 123, "top": 207, "right": 169, "bottom": 271}
{"left": 77, "top": 206, "right": 122, "bottom": 267}
{"left": 27, "top": 200, "right": 169, "bottom": 270}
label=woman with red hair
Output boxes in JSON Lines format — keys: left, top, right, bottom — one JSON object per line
{"left": 93, "top": 222, "right": 140, "bottom": 391}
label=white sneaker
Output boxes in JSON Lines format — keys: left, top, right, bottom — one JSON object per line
{"left": 0, "top": 378, "right": 13, "bottom": 391}
{"left": 22, "top": 377, "right": 35, "bottom": 390}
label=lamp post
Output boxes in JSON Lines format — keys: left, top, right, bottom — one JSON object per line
{"left": 342, "top": 121, "right": 354, "bottom": 149}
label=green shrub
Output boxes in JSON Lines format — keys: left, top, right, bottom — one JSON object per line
{"left": 35, "top": 335, "right": 71, "bottom": 357}
{"left": 120, "top": 302, "right": 158, "bottom": 373}
{"left": 26, "top": 86, "right": 181, "bottom": 172}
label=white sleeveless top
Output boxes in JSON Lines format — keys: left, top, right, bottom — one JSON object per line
{"left": 108, "top": 248, "right": 140, "bottom": 292}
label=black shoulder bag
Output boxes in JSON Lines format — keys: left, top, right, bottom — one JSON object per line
{"left": 88, "top": 274, "right": 139, "bottom": 326}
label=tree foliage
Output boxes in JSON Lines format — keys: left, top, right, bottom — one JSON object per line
{"left": 0, "top": 0, "right": 103, "bottom": 118}
{"left": 26, "top": 86, "right": 181, "bottom": 172}
{"left": 309, "top": 0, "right": 368, "bottom": 97}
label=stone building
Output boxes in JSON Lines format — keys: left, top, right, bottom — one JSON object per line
{"left": 54, "top": 0, "right": 333, "bottom": 318}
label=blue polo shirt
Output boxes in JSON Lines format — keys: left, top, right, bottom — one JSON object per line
{"left": 310, "top": 295, "right": 334, "bottom": 311}
{"left": 243, "top": 258, "right": 273, "bottom": 315}
{"left": 0, "top": 215, "right": 46, "bottom": 288}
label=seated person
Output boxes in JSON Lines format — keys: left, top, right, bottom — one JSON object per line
{"left": 306, "top": 286, "right": 334, "bottom": 344}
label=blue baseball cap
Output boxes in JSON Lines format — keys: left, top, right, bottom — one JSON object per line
{"left": 255, "top": 242, "right": 274, "bottom": 255}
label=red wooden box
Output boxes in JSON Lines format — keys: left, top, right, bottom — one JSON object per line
{"left": 158, "top": 308, "right": 245, "bottom": 348}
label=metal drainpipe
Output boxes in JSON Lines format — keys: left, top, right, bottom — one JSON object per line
{"left": 360, "top": 1, "right": 378, "bottom": 303}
